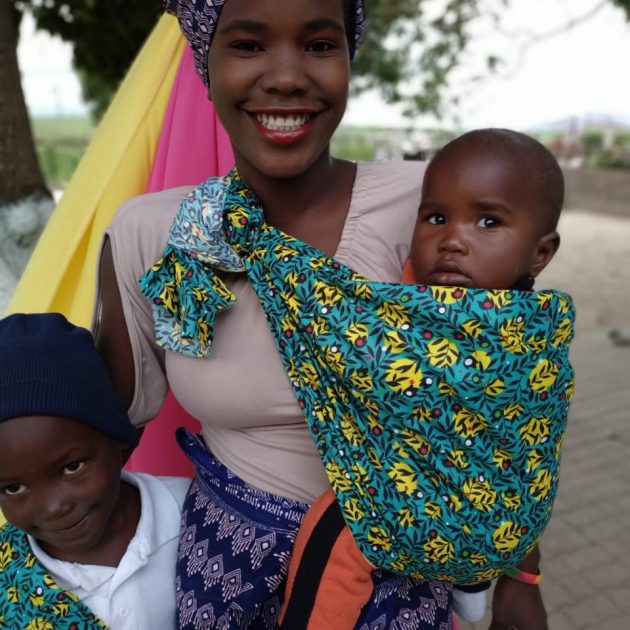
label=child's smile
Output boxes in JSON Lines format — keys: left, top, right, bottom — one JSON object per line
{"left": 0, "top": 415, "right": 138, "bottom": 565}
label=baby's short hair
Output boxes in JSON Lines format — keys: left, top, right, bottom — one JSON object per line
{"left": 435, "top": 128, "right": 564, "bottom": 232}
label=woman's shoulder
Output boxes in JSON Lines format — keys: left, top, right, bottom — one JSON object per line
{"left": 109, "top": 185, "right": 195, "bottom": 238}
{"left": 355, "top": 159, "right": 426, "bottom": 201}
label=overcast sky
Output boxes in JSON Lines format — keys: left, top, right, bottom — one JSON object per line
{"left": 17, "top": 0, "right": 630, "bottom": 131}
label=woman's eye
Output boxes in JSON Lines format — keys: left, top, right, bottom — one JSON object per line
{"left": 63, "top": 461, "right": 86, "bottom": 476}
{"left": 426, "top": 213, "right": 445, "bottom": 225}
{"left": 232, "top": 41, "right": 263, "bottom": 53}
{"left": 477, "top": 216, "right": 499, "bottom": 228}
{"left": 3, "top": 483, "right": 28, "bottom": 497}
{"left": 307, "top": 40, "right": 336, "bottom": 53}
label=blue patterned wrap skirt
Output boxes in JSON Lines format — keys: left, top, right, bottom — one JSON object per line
{"left": 175, "top": 429, "right": 453, "bottom": 629}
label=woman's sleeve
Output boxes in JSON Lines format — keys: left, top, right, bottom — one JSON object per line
{"left": 93, "top": 187, "right": 190, "bottom": 426}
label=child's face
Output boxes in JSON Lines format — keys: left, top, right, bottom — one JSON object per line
{"left": 207, "top": 0, "right": 350, "bottom": 183}
{"left": 0, "top": 416, "right": 126, "bottom": 561}
{"left": 411, "top": 145, "right": 559, "bottom": 289}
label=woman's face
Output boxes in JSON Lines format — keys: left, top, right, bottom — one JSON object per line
{"left": 208, "top": 0, "right": 350, "bottom": 183}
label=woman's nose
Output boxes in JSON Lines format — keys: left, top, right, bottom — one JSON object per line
{"left": 260, "top": 47, "right": 308, "bottom": 94}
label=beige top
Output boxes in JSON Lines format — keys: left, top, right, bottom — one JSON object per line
{"left": 103, "top": 160, "right": 424, "bottom": 503}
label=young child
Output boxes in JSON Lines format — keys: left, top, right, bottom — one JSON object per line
{"left": 278, "top": 128, "right": 571, "bottom": 628}
{"left": 0, "top": 312, "right": 190, "bottom": 629}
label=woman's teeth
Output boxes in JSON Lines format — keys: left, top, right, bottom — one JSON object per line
{"left": 255, "top": 113, "right": 310, "bottom": 131}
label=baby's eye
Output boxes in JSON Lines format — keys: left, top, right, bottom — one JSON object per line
{"left": 426, "top": 213, "right": 446, "bottom": 225}
{"left": 63, "top": 461, "right": 86, "bottom": 476}
{"left": 477, "top": 216, "right": 500, "bottom": 228}
{"left": 3, "top": 483, "right": 28, "bottom": 497}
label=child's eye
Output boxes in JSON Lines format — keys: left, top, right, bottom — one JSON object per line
{"left": 63, "top": 461, "right": 86, "bottom": 476}
{"left": 477, "top": 216, "right": 500, "bottom": 228}
{"left": 426, "top": 213, "right": 446, "bottom": 225}
{"left": 2, "top": 483, "right": 28, "bottom": 497}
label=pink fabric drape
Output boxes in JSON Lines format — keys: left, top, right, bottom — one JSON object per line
{"left": 126, "top": 46, "right": 234, "bottom": 476}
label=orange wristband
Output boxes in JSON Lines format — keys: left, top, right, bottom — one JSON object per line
{"left": 506, "top": 567, "right": 543, "bottom": 585}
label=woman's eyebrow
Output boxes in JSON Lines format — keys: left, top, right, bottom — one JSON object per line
{"left": 303, "top": 18, "right": 346, "bottom": 34}
{"left": 219, "top": 19, "right": 267, "bottom": 35}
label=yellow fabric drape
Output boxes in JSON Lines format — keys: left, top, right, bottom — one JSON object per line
{"left": 7, "top": 15, "right": 185, "bottom": 327}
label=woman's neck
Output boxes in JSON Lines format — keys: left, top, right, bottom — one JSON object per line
{"left": 237, "top": 154, "right": 357, "bottom": 257}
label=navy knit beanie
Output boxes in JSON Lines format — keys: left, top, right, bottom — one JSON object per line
{"left": 0, "top": 313, "right": 139, "bottom": 447}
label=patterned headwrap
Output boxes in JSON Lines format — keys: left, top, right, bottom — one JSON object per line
{"left": 163, "top": 0, "right": 366, "bottom": 87}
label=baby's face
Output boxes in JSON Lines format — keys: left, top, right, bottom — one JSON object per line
{"left": 411, "top": 145, "right": 551, "bottom": 289}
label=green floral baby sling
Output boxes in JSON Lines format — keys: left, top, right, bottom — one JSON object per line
{"left": 0, "top": 523, "right": 108, "bottom": 629}
{"left": 141, "top": 170, "right": 575, "bottom": 584}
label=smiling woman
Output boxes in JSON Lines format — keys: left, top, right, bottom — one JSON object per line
{"left": 94, "top": 2, "right": 552, "bottom": 629}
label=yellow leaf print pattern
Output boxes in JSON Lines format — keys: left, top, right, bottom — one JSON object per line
{"left": 519, "top": 417, "right": 550, "bottom": 446}
{"left": 500, "top": 318, "right": 527, "bottom": 353}
{"left": 492, "top": 521, "right": 521, "bottom": 552}
{"left": 350, "top": 368, "right": 373, "bottom": 392}
{"left": 345, "top": 323, "right": 369, "bottom": 345}
{"left": 385, "top": 358, "right": 423, "bottom": 394}
{"left": 387, "top": 462, "right": 418, "bottom": 495}
{"left": 526, "top": 334, "right": 547, "bottom": 353}
{"left": 462, "top": 478, "right": 497, "bottom": 512}
{"left": 314, "top": 281, "right": 344, "bottom": 307}
{"left": 551, "top": 318, "right": 573, "bottom": 347}
{"left": 376, "top": 301, "right": 409, "bottom": 327}
{"left": 368, "top": 526, "right": 392, "bottom": 551}
{"left": 446, "top": 450, "right": 469, "bottom": 470}
{"left": 528, "top": 359, "right": 559, "bottom": 393}
{"left": 503, "top": 403, "right": 523, "bottom": 420}
{"left": 400, "top": 428, "right": 431, "bottom": 456}
{"left": 461, "top": 319, "right": 482, "bottom": 337}
{"left": 423, "top": 535, "right": 455, "bottom": 564}
{"left": 7, "top": 585, "right": 19, "bottom": 603}
{"left": 384, "top": 330, "right": 408, "bottom": 353}
{"left": 501, "top": 490, "right": 522, "bottom": 511}
{"left": 26, "top": 621, "right": 54, "bottom": 630}
{"left": 326, "top": 461, "right": 352, "bottom": 493}
{"left": 424, "top": 501, "right": 443, "bottom": 519}
{"left": 469, "top": 350, "right": 491, "bottom": 370}
{"left": 453, "top": 407, "right": 487, "bottom": 438}
{"left": 484, "top": 378, "right": 505, "bottom": 396}
{"left": 527, "top": 449, "right": 545, "bottom": 471}
{"left": 0, "top": 542, "right": 12, "bottom": 570}
{"left": 430, "top": 286, "right": 466, "bottom": 304}
{"left": 427, "top": 338, "right": 459, "bottom": 368}
{"left": 340, "top": 414, "right": 366, "bottom": 446}
{"left": 398, "top": 508, "right": 417, "bottom": 528}
{"left": 530, "top": 468, "right": 554, "bottom": 501}
{"left": 486, "top": 291, "right": 510, "bottom": 308}
{"left": 30, "top": 586, "right": 45, "bottom": 606}
{"left": 344, "top": 498, "right": 365, "bottom": 521}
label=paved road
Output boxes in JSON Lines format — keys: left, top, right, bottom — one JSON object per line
{"left": 459, "top": 330, "right": 630, "bottom": 630}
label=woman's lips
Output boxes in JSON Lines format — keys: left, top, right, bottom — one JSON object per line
{"left": 249, "top": 111, "right": 318, "bottom": 145}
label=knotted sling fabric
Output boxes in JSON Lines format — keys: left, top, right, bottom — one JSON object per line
{"left": 140, "top": 171, "right": 575, "bottom": 584}
{"left": 162, "top": 0, "right": 366, "bottom": 88}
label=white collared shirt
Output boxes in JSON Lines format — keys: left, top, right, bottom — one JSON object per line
{"left": 29, "top": 471, "right": 190, "bottom": 629}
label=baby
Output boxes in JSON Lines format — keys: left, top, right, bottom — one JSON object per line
{"left": 0, "top": 313, "right": 190, "bottom": 628}
{"left": 280, "top": 128, "right": 571, "bottom": 628}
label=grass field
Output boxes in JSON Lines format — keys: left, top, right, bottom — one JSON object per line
{"left": 32, "top": 115, "right": 95, "bottom": 186}
{"left": 30, "top": 115, "right": 409, "bottom": 185}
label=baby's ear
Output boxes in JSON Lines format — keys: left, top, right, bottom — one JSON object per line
{"left": 530, "top": 230, "right": 560, "bottom": 277}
